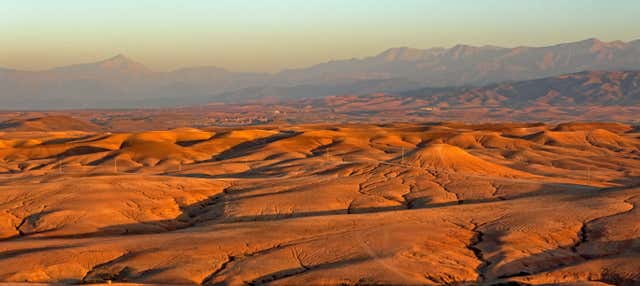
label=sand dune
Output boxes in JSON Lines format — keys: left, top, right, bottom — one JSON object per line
{"left": 0, "top": 116, "right": 101, "bottom": 132}
{"left": 403, "top": 144, "right": 533, "bottom": 178}
{"left": 0, "top": 121, "right": 638, "bottom": 285}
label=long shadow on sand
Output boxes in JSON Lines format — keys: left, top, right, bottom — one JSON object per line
{"left": 3, "top": 181, "right": 637, "bottom": 286}
{"left": 209, "top": 130, "right": 302, "bottom": 162}
{"left": 11, "top": 180, "right": 628, "bottom": 241}
{"left": 476, "top": 187, "right": 639, "bottom": 285}
{"left": 486, "top": 237, "right": 639, "bottom": 285}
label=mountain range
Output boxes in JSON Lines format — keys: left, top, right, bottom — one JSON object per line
{"left": 1, "top": 38, "right": 640, "bottom": 109}
{"left": 398, "top": 70, "right": 640, "bottom": 107}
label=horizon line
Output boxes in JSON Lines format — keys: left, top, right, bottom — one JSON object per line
{"left": 2, "top": 36, "right": 639, "bottom": 74}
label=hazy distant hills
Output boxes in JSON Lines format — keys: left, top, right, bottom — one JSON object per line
{"left": 1, "top": 38, "right": 640, "bottom": 109}
{"left": 284, "top": 38, "right": 640, "bottom": 86}
{"left": 400, "top": 70, "right": 640, "bottom": 107}
{"left": 297, "top": 70, "right": 640, "bottom": 113}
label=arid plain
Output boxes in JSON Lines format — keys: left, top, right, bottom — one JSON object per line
{"left": 3, "top": 1, "right": 640, "bottom": 284}
{"left": 0, "top": 116, "right": 638, "bottom": 285}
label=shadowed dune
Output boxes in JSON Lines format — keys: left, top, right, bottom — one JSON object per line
{"left": 0, "top": 116, "right": 102, "bottom": 132}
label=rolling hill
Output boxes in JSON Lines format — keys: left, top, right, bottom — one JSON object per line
{"left": 398, "top": 70, "right": 640, "bottom": 108}
{"left": 0, "top": 122, "right": 638, "bottom": 285}
{"left": 0, "top": 115, "right": 102, "bottom": 132}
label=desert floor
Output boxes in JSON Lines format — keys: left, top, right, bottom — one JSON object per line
{"left": 0, "top": 121, "right": 638, "bottom": 285}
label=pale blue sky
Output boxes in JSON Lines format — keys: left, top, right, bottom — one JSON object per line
{"left": 1, "top": 0, "right": 639, "bottom": 71}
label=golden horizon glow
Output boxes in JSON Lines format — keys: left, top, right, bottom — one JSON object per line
{"left": 1, "top": 0, "right": 639, "bottom": 72}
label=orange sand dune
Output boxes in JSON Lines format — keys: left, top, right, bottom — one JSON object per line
{"left": 0, "top": 120, "right": 638, "bottom": 285}
{"left": 0, "top": 115, "right": 101, "bottom": 132}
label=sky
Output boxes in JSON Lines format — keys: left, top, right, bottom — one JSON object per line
{"left": 1, "top": 0, "right": 639, "bottom": 72}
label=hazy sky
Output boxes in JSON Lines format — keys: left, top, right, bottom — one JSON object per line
{"left": 1, "top": 0, "right": 639, "bottom": 72}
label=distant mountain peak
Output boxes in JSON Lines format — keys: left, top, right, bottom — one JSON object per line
{"left": 376, "top": 47, "right": 426, "bottom": 61}
{"left": 2, "top": 38, "right": 640, "bottom": 110}
{"left": 49, "top": 53, "right": 151, "bottom": 75}
{"left": 105, "top": 53, "right": 131, "bottom": 62}
{"left": 91, "top": 54, "right": 151, "bottom": 74}
{"left": 583, "top": 37, "right": 602, "bottom": 44}
{"left": 451, "top": 43, "right": 475, "bottom": 50}
{"left": 446, "top": 43, "right": 497, "bottom": 59}
{"left": 377, "top": 43, "right": 508, "bottom": 62}
{"left": 568, "top": 37, "right": 631, "bottom": 51}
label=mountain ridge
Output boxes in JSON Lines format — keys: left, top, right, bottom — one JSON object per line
{"left": 2, "top": 38, "right": 640, "bottom": 109}
{"left": 3, "top": 37, "right": 638, "bottom": 74}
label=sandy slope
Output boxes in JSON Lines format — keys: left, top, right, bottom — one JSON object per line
{"left": 0, "top": 121, "right": 638, "bottom": 285}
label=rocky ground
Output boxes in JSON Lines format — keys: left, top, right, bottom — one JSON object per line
{"left": 0, "top": 120, "right": 638, "bottom": 285}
